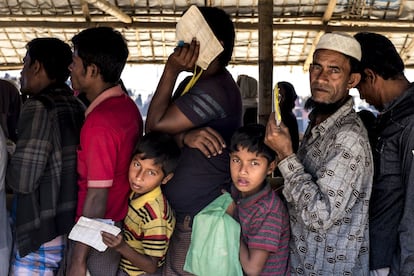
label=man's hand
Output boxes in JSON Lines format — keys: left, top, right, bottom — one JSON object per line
{"left": 165, "top": 38, "right": 200, "bottom": 74}
{"left": 265, "top": 112, "right": 294, "bottom": 161}
{"left": 183, "top": 127, "right": 226, "bottom": 158}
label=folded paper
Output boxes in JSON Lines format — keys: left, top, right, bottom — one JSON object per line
{"left": 273, "top": 84, "right": 282, "bottom": 126}
{"left": 68, "top": 216, "right": 121, "bottom": 252}
{"left": 176, "top": 5, "right": 224, "bottom": 70}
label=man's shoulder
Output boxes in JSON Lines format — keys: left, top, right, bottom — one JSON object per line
{"left": 247, "top": 188, "right": 287, "bottom": 214}
{"left": 19, "top": 98, "right": 51, "bottom": 121}
{"left": 87, "top": 96, "right": 138, "bottom": 120}
{"left": 336, "top": 111, "right": 369, "bottom": 136}
{"left": 32, "top": 87, "right": 84, "bottom": 112}
{"left": 94, "top": 94, "right": 138, "bottom": 114}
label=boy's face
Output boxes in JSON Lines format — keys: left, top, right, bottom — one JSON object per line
{"left": 128, "top": 154, "right": 173, "bottom": 197}
{"left": 230, "top": 147, "right": 275, "bottom": 198}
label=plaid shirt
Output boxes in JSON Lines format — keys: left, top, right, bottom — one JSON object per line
{"left": 7, "top": 83, "right": 85, "bottom": 256}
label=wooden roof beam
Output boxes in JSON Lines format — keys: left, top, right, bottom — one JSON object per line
{"left": 84, "top": 0, "right": 132, "bottom": 24}
{"left": 81, "top": 0, "right": 92, "bottom": 22}
{"left": 322, "top": 0, "right": 337, "bottom": 24}
{"left": 3, "top": 21, "right": 414, "bottom": 33}
{"left": 304, "top": 0, "right": 337, "bottom": 71}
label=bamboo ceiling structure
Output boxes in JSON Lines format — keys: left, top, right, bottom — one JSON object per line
{"left": 1, "top": 0, "right": 414, "bottom": 70}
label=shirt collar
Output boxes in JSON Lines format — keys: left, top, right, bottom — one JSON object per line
{"left": 382, "top": 82, "right": 414, "bottom": 113}
{"left": 85, "top": 84, "right": 124, "bottom": 117}
{"left": 306, "top": 97, "right": 355, "bottom": 138}
{"left": 130, "top": 186, "right": 162, "bottom": 208}
{"left": 234, "top": 182, "right": 272, "bottom": 208}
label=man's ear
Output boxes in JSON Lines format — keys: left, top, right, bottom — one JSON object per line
{"left": 267, "top": 160, "right": 277, "bottom": 175}
{"left": 161, "top": 173, "right": 174, "bottom": 185}
{"left": 363, "top": 68, "right": 376, "bottom": 85}
{"left": 87, "top": 63, "right": 100, "bottom": 78}
{"left": 32, "top": 60, "right": 42, "bottom": 75}
{"left": 348, "top": 72, "right": 362, "bottom": 89}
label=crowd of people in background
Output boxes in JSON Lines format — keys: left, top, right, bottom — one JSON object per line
{"left": 0, "top": 4, "right": 413, "bottom": 276}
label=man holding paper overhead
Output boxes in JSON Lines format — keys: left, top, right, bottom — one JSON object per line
{"left": 265, "top": 32, "right": 373, "bottom": 275}
{"left": 145, "top": 6, "right": 242, "bottom": 275}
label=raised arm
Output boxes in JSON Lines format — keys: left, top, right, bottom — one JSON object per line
{"left": 145, "top": 39, "right": 200, "bottom": 135}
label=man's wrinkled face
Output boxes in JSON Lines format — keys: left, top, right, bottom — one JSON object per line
{"left": 309, "top": 49, "right": 354, "bottom": 105}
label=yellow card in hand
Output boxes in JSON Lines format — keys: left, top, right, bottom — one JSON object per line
{"left": 273, "top": 84, "right": 282, "bottom": 126}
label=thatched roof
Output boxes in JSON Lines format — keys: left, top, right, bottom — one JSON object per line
{"left": 1, "top": 0, "right": 414, "bottom": 70}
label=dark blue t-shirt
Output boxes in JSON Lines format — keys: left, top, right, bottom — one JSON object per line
{"left": 163, "top": 69, "right": 242, "bottom": 223}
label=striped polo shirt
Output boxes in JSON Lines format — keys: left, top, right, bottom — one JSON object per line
{"left": 120, "top": 186, "right": 175, "bottom": 275}
{"left": 234, "top": 183, "right": 290, "bottom": 275}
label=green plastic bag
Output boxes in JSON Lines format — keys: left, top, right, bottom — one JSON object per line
{"left": 184, "top": 193, "right": 243, "bottom": 276}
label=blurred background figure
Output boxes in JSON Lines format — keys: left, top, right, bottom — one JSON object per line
{"left": 277, "top": 81, "right": 299, "bottom": 153}
{"left": 0, "top": 79, "right": 21, "bottom": 145}
{"left": 0, "top": 127, "right": 12, "bottom": 276}
{"left": 237, "top": 74, "right": 258, "bottom": 126}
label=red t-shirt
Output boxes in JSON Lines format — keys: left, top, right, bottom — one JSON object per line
{"left": 76, "top": 85, "right": 142, "bottom": 222}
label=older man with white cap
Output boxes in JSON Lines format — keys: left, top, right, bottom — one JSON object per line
{"left": 265, "top": 32, "right": 373, "bottom": 275}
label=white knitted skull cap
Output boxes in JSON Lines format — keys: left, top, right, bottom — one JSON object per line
{"left": 315, "top": 32, "right": 361, "bottom": 61}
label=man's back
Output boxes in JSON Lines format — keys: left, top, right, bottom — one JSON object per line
{"left": 76, "top": 87, "right": 142, "bottom": 222}
{"left": 8, "top": 83, "right": 84, "bottom": 256}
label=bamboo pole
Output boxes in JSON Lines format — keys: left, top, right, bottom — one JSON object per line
{"left": 257, "top": 0, "right": 273, "bottom": 125}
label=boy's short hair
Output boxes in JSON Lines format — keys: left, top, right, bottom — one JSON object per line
{"left": 26, "top": 38, "right": 72, "bottom": 83}
{"left": 132, "top": 131, "right": 181, "bottom": 176}
{"left": 71, "top": 27, "right": 129, "bottom": 83}
{"left": 229, "top": 124, "right": 276, "bottom": 162}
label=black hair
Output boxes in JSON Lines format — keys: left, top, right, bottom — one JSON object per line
{"left": 230, "top": 124, "right": 276, "bottom": 162}
{"left": 132, "top": 131, "right": 181, "bottom": 176}
{"left": 71, "top": 27, "right": 129, "bottom": 83}
{"left": 354, "top": 32, "right": 404, "bottom": 80}
{"left": 349, "top": 56, "right": 361, "bottom": 74}
{"left": 198, "top": 7, "right": 235, "bottom": 67}
{"left": 278, "top": 81, "right": 297, "bottom": 110}
{"left": 26, "top": 38, "right": 72, "bottom": 83}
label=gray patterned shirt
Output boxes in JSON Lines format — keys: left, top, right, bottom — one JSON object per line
{"left": 279, "top": 98, "right": 373, "bottom": 275}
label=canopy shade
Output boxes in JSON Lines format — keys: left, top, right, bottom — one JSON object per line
{"left": 1, "top": 0, "right": 414, "bottom": 70}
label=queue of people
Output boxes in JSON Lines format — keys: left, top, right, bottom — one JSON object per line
{"left": 0, "top": 4, "right": 413, "bottom": 276}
